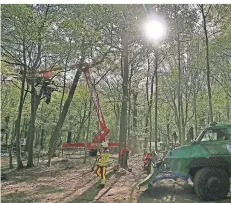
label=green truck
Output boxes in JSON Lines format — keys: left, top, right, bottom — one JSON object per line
{"left": 138, "top": 122, "right": 231, "bottom": 201}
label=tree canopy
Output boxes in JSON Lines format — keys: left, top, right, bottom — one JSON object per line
{"left": 1, "top": 4, "right": 231, "bottom": 168}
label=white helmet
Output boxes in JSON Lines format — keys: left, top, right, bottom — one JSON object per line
{"left": 101, "top": 141, "right": 108, "bottom": 148}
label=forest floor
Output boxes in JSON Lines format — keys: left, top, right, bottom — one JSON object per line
{"left": 1, "top": 152, "right": 231, "bottom": 203}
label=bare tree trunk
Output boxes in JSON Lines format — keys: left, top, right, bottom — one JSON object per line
{"left": 132, "top": 91, "right": 138, "bottom": 154}
{"left": 76, "top": 118, "right": 83, "bottom": 142}
{"left": 119, "top": 34, "right": 129, "bottom": 168}
{"left": 194, "top": 39, "right": 201, "bottom": 136}
{"left": 144, "top": 114, "right": 149, "bottom": 135}
{"left": 149, "top": 59, "right": 154, "bottom": 152}
{"left": 201, "top": 4, "right": 213, "bottom": 123}
{"left": 115, "top": 104, "right": 120, "bottom": 142}
{"left": 112, "top": 102, "right": 120, "bottom": 142}
{"left": 15, "top": 66, "right": 27, "bottom": 169}
{"left": 154, "top": 49, "right": 158, "bottom": 150}
{"left": 193, "top": 91, "right": 198, "bottom": 136}
{"left": 145, "top": 52, "right": 151, "bottom": 152}
{"left": 27, "top": 79, "right": 39, "bottom": 167}
{"left": 177, "top": 28, "right": 182, "bottom": 143}
{"left": 5, "top": 116, "right": 10, "bottom": 150}
{"left": 166, "top": 123, "right": 170, "bottom": 147}
{"left": 47, "top": 67, "right": 83, "bottom": 166}
{"left": 9, "top": 119, "right": 16, "bottom": 169}
{"left": 128, "top": 64, "right": 135, "bottom": 144}
{"left": 127, "top": 85, "right": 131, "bottom": 141}
{"left": 40, "top": 129, "right": 45, "bottom": 150}
{"left": 37, "top": 126, "right": 42, "bottom": 165}
{"left": 83, "top": 100, "right": 92, "bottom": 164}
{"left": 34, "top": 126, "right": 40, "bottom": 149}
{"left": 60, "top": 71, "right": 67, "bottom": 115}
{"left": 60, "top": 60, "right": 68, "bottom": 115}
{"left": 76, "top": 100, "right": 89, "bottom": 142}
{"left": 175, "top": 5, "right": 183, "bottom": 143}
{"left": 149, "top": 106, "right": 153, "bottom": 152}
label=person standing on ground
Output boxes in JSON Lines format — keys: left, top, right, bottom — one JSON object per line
{"left": 94, "top": 141, "right": 110, "bottom": 188}
{"left": 119, "top": 145, "right": 129, "bottom": 169}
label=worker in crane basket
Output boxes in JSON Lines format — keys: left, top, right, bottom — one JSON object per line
{"left": 95, "top": 141, "right": 110, "bottom": 188}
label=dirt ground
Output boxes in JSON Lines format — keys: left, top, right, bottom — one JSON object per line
{"left": 137, "top": 179, "right": 231, "bottom": 203}
{"left": 1, "top": 153, "right": 231, "bottom": 203}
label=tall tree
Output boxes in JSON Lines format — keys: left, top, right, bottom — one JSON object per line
{"left": 200, "top": 4, "right": 213, "bottom": 123}
{"left": 119, "top": 34, "right": 129, "bottom": 167}
{"left": 154, "top": 49, "right": 159, "bottom": 150}
{"left": 47, "top": 64, "right": 84, "bottom": 166}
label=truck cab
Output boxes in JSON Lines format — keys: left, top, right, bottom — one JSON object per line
{"left": 196, "top": 123, "right": 231, "bottom": 156}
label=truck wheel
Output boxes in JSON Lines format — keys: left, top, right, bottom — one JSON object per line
{"left": 193, "top": 167, "right": 230, "bottom": 201}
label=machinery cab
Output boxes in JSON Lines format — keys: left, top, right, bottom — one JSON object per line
{"left": 138, "top": 123, "right": 231, "bottom": 201}
{"left": 194, "top": 122, "right": 231, "bottom": 156}
{"left": 165, "top": 123, "right": 231, "bottom": 174}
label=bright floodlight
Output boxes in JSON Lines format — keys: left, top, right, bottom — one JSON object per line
{"left": 144, "top": 20, "right": 166, "bottom": 42}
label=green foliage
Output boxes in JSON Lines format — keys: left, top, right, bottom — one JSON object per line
{"left": 1, "top": 4, "right": 231, "bottom": 154}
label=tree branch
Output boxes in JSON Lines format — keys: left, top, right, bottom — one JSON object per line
{"left": 205, "top": 5, "right": 212, "bottom": 18}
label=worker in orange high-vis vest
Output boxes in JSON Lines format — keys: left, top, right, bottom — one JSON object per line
{"left": 95, "top": 141, "right": 110, "bottom": 188}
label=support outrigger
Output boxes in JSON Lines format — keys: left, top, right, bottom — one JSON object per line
{"left": 138, "top": 157, "right": 189, "bottom": 190}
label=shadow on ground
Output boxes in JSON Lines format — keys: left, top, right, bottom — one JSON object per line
{"left": 67, "top": 171, "right": 115, "bottom": 203}
{"left": 137, "top": 181, "right": 231, "bottom": 203}
{"left": 68, "top": 181, "right": 103, "bottom": 203}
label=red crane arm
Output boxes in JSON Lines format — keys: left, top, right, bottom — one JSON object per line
{"left": 82, "top": 64, "right": 110, "bottom": 143}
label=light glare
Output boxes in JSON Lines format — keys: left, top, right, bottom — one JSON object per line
{"left": 144, "top": 20, "right": 166, "bottom": 42}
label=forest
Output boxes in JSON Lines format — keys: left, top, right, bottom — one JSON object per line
{"left": 1, "top": 4, "right": 231, "bottom": 203}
